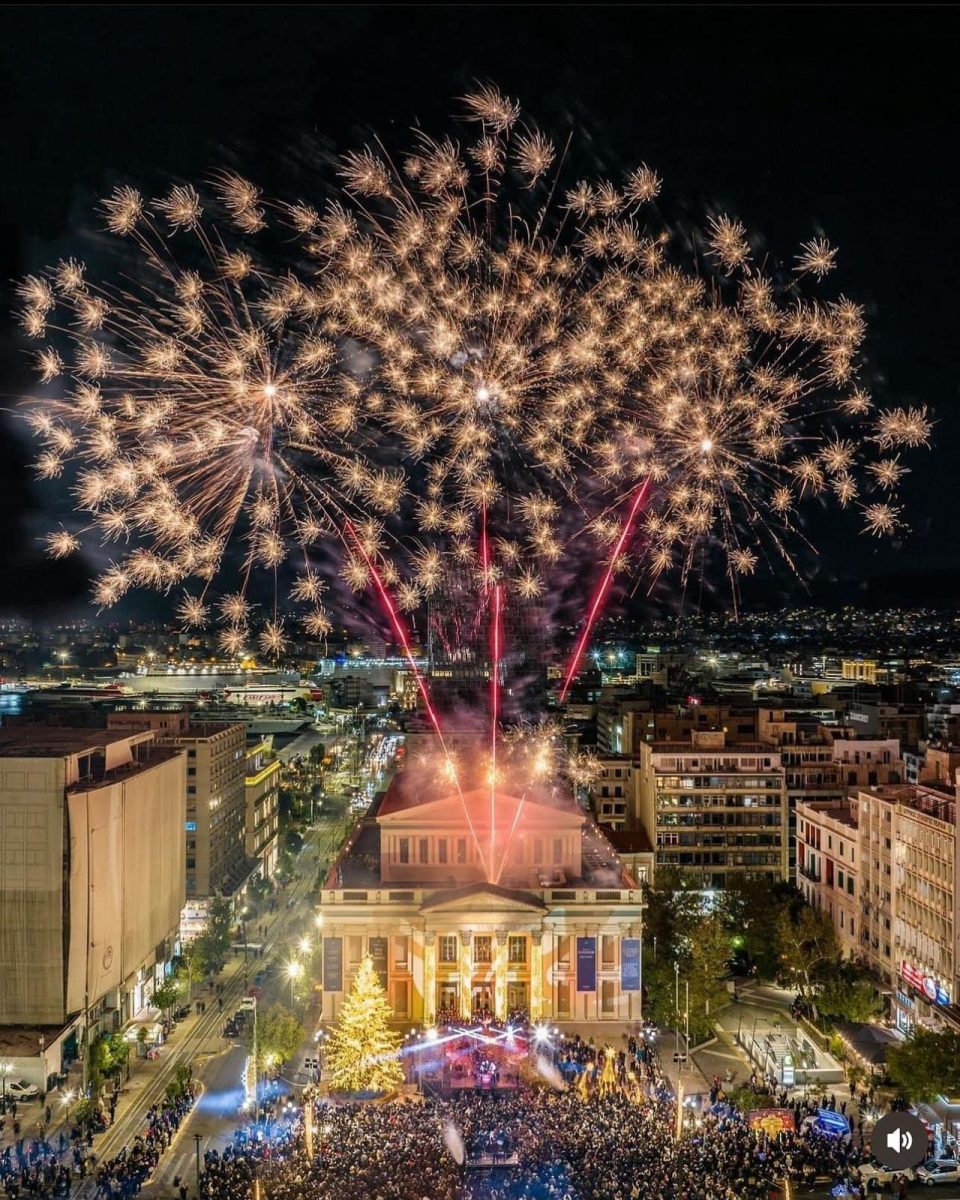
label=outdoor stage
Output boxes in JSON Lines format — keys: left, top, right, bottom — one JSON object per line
{"left": 412, "top": 1023, "right": 529, "bottom": 1096}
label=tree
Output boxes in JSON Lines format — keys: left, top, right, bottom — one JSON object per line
{"left": 179, "top": 939, "right": 207, "bottom": 1002}
{"left": 815, "top": 965, "right": 882, "bottom": 1024}
{"left": 197, "top": 897, "right": 233, "bottom": 972}
{"left": 887, "top": 1026, "right": 960, "bottom": 1103}
{"left": 208, "top": 896, "right": 234, "bottom": 952}
{"left": 641, "top": 956, "right": 681, "bottom": 1028}
{"left": 152, "top": 980, "right": 181, "bottom": 1018}
{"left": 247, "top": 1003, "right": 305, "bottom": 1075}
{"left": 642, "top": 869, "right": 704, "bottom": 959}
{"left": 326, "top": 955, "right": 403, "bottom": 1094}
{"left": 719, "top": 877, "right": 802, "bottom": 979}
{"left": 686, "top": 915, "right": 732, "bottom": 1042}
{"left": 774, "top": 905, "right": 840, "bottom": 995}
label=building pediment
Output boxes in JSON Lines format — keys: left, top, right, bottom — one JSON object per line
{"left": 420, "top": 882, "right": 547, "bottom": 913}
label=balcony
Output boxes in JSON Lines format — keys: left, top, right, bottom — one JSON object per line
{"left": 799, "top": 864, "right": 821, "bottom": 883}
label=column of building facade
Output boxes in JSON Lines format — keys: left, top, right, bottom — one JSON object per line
{"left": 530, "top": 930, "right": 544, "bottom": 1021}
{"left": 494, "top": 930, "right": 508, "bottom": 1019}
{"left": 421, "top": 930, "right": 435, "bottom": 1026}
{"left": 459, "top": 927, "right": 472, "bottom": 1019}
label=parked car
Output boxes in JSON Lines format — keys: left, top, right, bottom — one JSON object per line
{"left": 7, "top": 1079, "right": 39, "bottom": 1099}
{"left": 238, "top": 995, "right": 257, "bottom": 1011}
{"left": 223, "top": 1020, "right": 240, "bottom": 1039}
{"left": 173, "top": 1005, "right": 191, "bottom": 1021}
{"left": 917, "top": 1160, "right": 960, "bottom": 1186}
{"left": 858, "top": 1161, "right": 916, "bottom": 1191}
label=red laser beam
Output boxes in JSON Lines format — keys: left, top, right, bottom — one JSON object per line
{"left": 559, "top": 478, "right": 652, "bottom": 704}
{"left": 345, "top": 522, "right": 489, "bottom": 875}
{"left": 489, "top": 580, "right": 502, "bottom": 878}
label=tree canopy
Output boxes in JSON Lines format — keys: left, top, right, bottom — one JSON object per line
{"left": 887, "top": 1026, "right": 960, "bottom": 1103}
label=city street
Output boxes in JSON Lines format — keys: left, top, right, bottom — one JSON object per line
{"left": 139, "top": 815, "right": 346, "bottom": 1198}
{"left": 4, "top": 820, "right": 333, "bottom": 1200}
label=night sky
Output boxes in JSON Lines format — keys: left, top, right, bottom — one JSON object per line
{"left": 1, "top": 6, "right": 957, "bottom": 618}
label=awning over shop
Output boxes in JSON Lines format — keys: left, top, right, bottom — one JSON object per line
{"left": 834, "top": 1022, "right": 902, "bottom": 1066}
{"left": 123, "top": 1020, "right": 163, "bottom": 1044}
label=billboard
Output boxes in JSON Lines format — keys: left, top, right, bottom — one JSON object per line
{"left": 900, "top": 960, "right": 951, "bottom": 1006}
{"left": 748, "top": 1109, "right": 796, "bottom": 1137}
{"left": 576, "top": 937, "right": 596, "bottom": 992}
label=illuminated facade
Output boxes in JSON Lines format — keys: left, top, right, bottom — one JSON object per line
{"left": 854, "top": 785, "right": 958, "bottom": 1034}
{"left": 320, "top": 771, "right": 643, "bottom": 1026}
{"left": 796, "top": 784, "right": 960, "bottom": 1035}
{"left": 637, "top": 731, "right": 789, "bottom": 888}
{"left": 244, "top": 741, "right": 280, "bottom": 880}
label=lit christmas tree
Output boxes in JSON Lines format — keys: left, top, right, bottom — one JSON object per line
{"left": 326, "top": 955, "right": 404, "bottom": 1093}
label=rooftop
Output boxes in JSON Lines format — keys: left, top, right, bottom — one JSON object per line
{"left": 0, "top": 727, "right": 134, "bottom": 758}
{"left": 376, "top": 769, "right": 584, "bottom": 819}
{"left": 606, "top": 828, "right": 655, "bottom": 855}
{"left": 67, "top": 745, "right": 184, "bottom": 791}
{"left": 647, "top": 742, "right": 781, "bottom": 755}
{"left": 860, "top": 783, "right": 957, "bottom": 824}
{"left": 797, "top": 798, "right": 858, "bottom": 829}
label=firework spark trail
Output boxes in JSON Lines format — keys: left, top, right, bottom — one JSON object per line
{"left": 559, "top": 478, "right": 652, "bottom": 703}
{"left": 345, "top": 520, "right": 490, "bottom": 877}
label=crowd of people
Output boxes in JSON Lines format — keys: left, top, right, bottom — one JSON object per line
{"left": 173, "top": 1030, "right": 872, "bottom": 1200}
{"left": 0, "top": 1095, "right": 101, "bottom": 1200}
{"left": 90, "top": 1087, "right": 197, "bottom": 1199}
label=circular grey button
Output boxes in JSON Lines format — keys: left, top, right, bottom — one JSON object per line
{"left": 872, "top": 1112, "right": 929, "bottom": 1171}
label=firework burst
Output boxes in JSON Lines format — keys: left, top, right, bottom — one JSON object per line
{"left": 18, "top": 178, "right": 399, "bottom": 647}
{"left": 18, "top": 84, "right": 931, "bottom": 673}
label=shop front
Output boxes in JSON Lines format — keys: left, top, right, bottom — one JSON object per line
{"left": 896, "top": 961, "right": 952, "bottom": 1033}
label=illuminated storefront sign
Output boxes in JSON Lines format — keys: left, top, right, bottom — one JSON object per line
{"left": 900, "top": 960, "right": 950, "bottom": 1006}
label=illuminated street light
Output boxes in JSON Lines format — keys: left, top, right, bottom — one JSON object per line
{"left": 286, "top": 960, "right": 304, "bottom": 1006}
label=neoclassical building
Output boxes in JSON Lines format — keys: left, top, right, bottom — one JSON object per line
{"left": 319, "top": 770, "right": 644, "bottom": 1026}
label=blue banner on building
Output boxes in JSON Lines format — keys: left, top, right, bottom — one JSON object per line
{"left": 621, "top": 938, "right": 641, "bottom": 992}
{"left": 576, "top": 937, "right": 596, "bottom": 992}
{"left": 323, "top": 936, "right": 343, "bottom": 992}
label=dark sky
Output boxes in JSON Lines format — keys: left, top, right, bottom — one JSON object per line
{"left": 1, "top": 5, "right": 958, "bottom": 618}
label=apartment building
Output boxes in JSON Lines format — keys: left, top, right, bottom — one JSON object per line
{"left": 856, "top": 785, "right": 958, "bottom": 1035}
{"left": 590, "top": 753, "right": 633, "bottom": 831}
{"left": 0, "top": 727, "right": 185, "bottom": 1084}
{"left": 796, "top": 799, "right": 859, "bottom": 959}
{"left": 637, "top": 730, "right": 788, "bottom": 889}
{"left": 830, "top": 734, "right": 905, "bottom": 787}
{"left": 107, "top": 711, "right": 246, "bottom": 897}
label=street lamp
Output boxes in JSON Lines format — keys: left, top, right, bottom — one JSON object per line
{"left": 298, "top": 937, "right": 312, "bottom": 956}
{"left": 193, "top": 1133, "right": 203, "bottom": 1196}
{"left": 287, "top": 960, "right": 304, "bottom": 1007}
{"left": 0, "top": 1060, "right": 12, "bottom": 1102}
